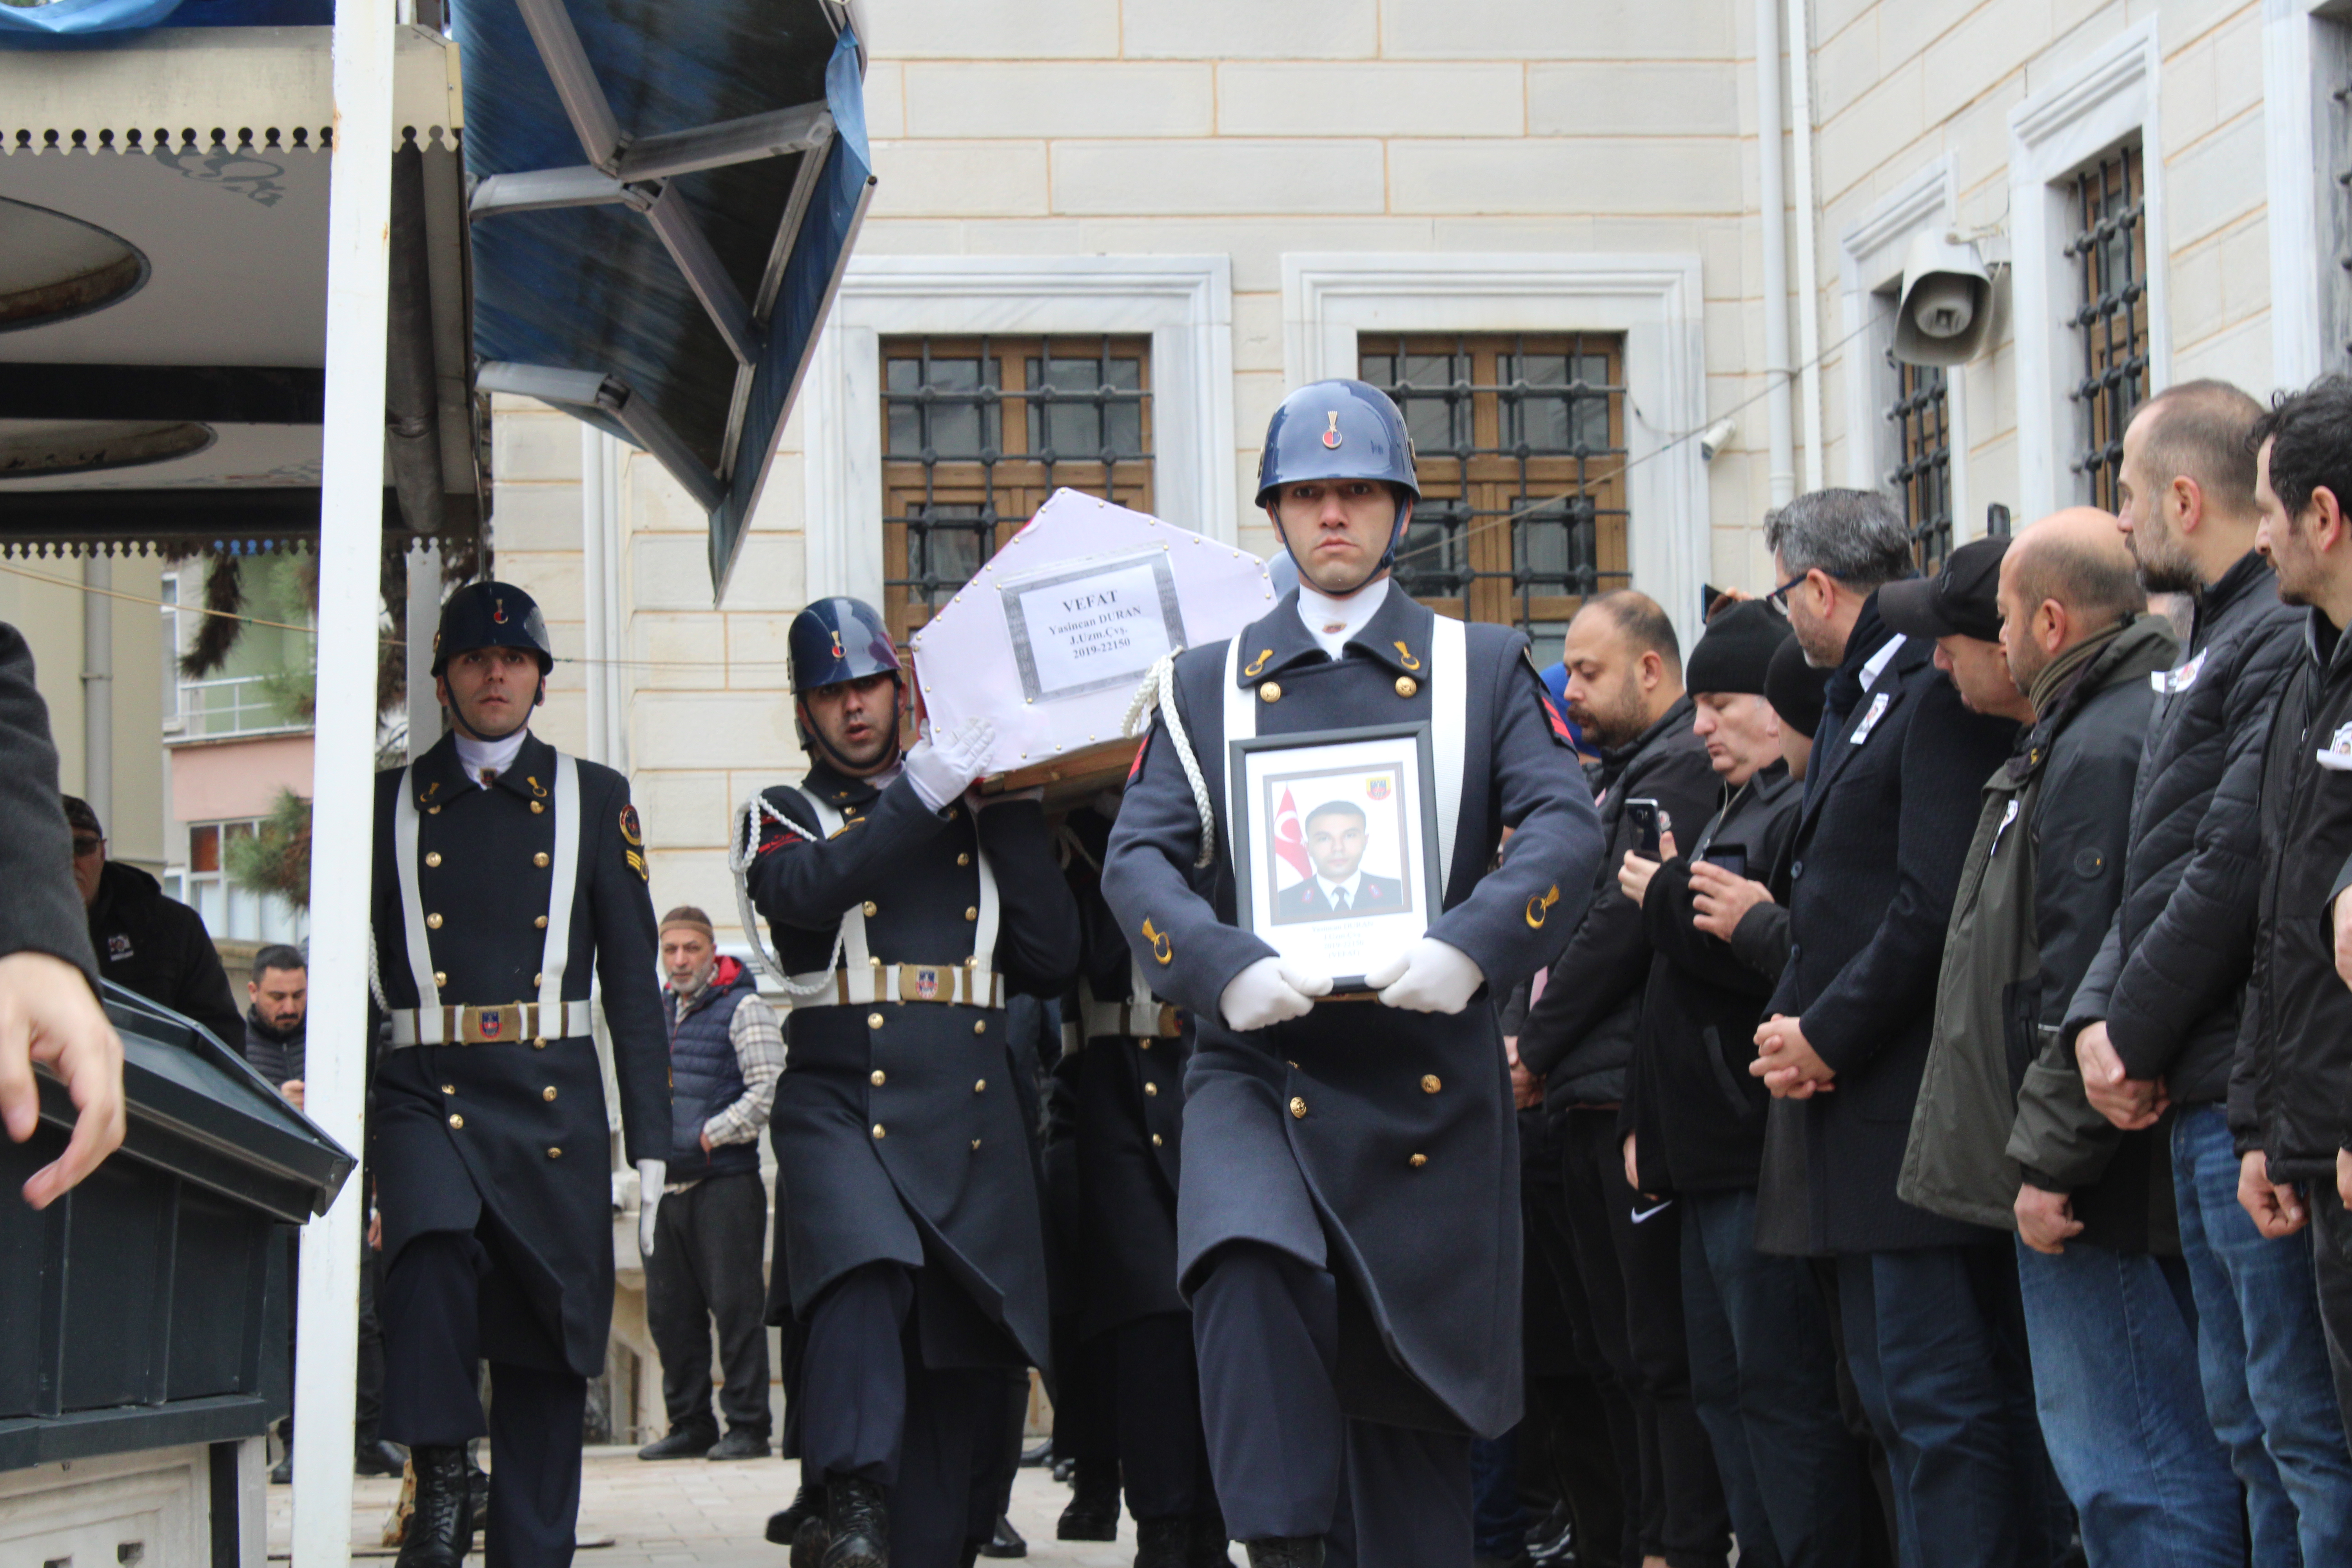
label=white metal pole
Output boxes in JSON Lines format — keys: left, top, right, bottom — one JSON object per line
{"left": 80, "top": 554, "right": 112, "bottom": 829}
{"left": 1785, "top": 0, "right": 1826, "bottom": 494}
{"left": 1753, "top": 0, "right": 1795, "bottom": 509}
{"left": 291, "top": 0, "right": 397, "bottom": 1561}
{"left": 600, "top": 436, "right": 627, "bottom": 769}
{"left": 407, "top": 541, "right": 445, "bottom": 755}
{"left": 581, "top": 423, "right": 610, "bottom": 764}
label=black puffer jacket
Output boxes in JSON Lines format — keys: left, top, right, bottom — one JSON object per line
{"left": 2062, "top": 551, "right": 2302, "bottom": 1106}
{"left": 2233, "top": 609, "right": 2352, "bottom": 1182}
{"left": 87, "top": 860, "right": 243, "bottom": 1049}
{"left": 1624, "top": 762, "right": 1803, "bottom": 1193}
{"left": 1520, "top": 696, "right": 1724, "bottom": 1105}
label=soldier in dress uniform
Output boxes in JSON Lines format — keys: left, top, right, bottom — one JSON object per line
{"left": 742, "top": 596, "right": 1078, "bottom": 1568}
{"left": 1058, "top": 799, "right": 1228, "bottom": 1567}
{"left": 1102, "top": 381, "right": 1604, "bottom": 1568}
{"left": 368, "top": 581, "right": 670, "bottom": 1568}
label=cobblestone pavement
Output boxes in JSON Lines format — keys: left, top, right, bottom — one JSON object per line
{"left": 268, "top": 1449, "right": 1149, "bottom": 1566}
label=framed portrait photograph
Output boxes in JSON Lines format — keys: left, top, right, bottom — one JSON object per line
{"left": 1230, "top": 722, "right": 1442, "bottom": 993}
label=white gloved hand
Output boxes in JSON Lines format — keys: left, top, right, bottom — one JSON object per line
{"left": 1219, "top": 956, "right": 1332, "bottom": 1031}
{"left": 637, "top": 1159, "right": 666, "bottom": 1256}
{"left": 903, "top": 718, "right": 996, "bottom": 812}
{"left": 1364, "top": 938, "right": 1485, "bottom": 1015}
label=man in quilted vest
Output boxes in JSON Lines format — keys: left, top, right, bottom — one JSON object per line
{"left": 638, "top": 906, "right": 783, "bottom": 1464}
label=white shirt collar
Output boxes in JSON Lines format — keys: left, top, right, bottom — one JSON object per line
{"left": 454, "top": 728, "right": 528, "bottom": 787}
{"left": 1317, "top": 871, "right": 1365, "bottom": 905}
{"left": 1296, "top": 576, "right": 1390, "bottom": 659}
{"left": 1857, "top": 633, "right": 1904, "bottom": 691}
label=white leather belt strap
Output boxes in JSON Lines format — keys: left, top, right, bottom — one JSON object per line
{"left": 1430, "top": 612, "right": 1466, "bottom": 901}
{"left": 387, "top": 999, "right": 593, "bottom": 1047}
{"left": 783, "top": 784, "right": 1005, "bottom": 1012}
{"left": 1220, "top": 636, "right": 1249, "bottom": 856}
{"left": 393, "top": 763, "right": 445, "bottom": 1039}
{"left": 1074, "top": 956, "right": 1180, "bottom": 1040}
{"left": 537, "top": 755, "right": 581, "bottom": 1019}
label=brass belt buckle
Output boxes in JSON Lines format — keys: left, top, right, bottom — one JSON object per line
{"left": 464, "top": 1003, "right": 521, "bottom": 1044}
{"left": 898, "top": 964, "right": 950, "bottom": 1004}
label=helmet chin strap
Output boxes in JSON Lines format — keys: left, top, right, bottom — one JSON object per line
{"left": 797, "top": 678, "right": 907, "bottom": 777}
{"left": 1274, "top": 495, "right": 1413, "bottom": 600}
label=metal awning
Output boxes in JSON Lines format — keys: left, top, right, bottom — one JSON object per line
{"left": 0, "top": 20, "right": 481, "bottom": 555}
{"left": 453, "top": 0, "right": 873, "bottom": 600}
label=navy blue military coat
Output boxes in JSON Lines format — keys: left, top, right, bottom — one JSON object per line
{"left": 368, "top": 731, "right": 670, "bottom": 1378}
{"left": 1102, "top": 587, "right": 1601, "bottom": 1438}
{"left": 748, "top": 761, "right": 1077, "bottom": 1372}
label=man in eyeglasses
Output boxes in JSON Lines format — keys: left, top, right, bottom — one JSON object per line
{"left": 66, "top": 793, "right": 242, "bottom": 1050}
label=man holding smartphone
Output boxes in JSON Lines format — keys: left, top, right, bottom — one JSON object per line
{"left": 1617, "top": 599, "right": 1856, "bottom": 1567}
{"left": 1518, "top": 590, "right": 1730, "bottom": 1568}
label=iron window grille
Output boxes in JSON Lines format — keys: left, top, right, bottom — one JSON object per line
{"left": 2066, "top": 143, "right": 2149, "bottom": 514}
{"left": 880, "top": 334, "right": 1153, "bottom": 643}
{"left": 1357, "top": 334, "right": 1628, "bottom": 660}
{"left": 1887, "top": 349, "right": 1953, "bottom": 572}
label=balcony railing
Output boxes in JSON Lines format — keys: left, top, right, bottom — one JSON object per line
{"left": 170, "top": 674, "right": 308, "bottom": 740}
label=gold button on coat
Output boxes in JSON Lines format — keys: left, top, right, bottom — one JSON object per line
{"left": 426, "top": 913, "right": 443, "bottom": 929}
{"left": 534, "top": 852, "right": 551, "bottom": 868}
{"left": 448, "top": 1114, "right": 464, "bottom": 1129}
{"left": 957, "top": 853, "right": 971, "bottom": 866}
{"left": 533, "top": 1038, "right": 548, "bottom": 1049}
{"left": 1138, "top": 1038, "right": 1151, "bottom": 1050}
{"left": 868, "top": 1070, "right": 885, "bottom": 1087}
{"left": 425, "top": 851, "right": 442, "bottom": 867}
{"left": 428, "top": 804, "right": 441, "bottom": 815}
{"left": 1410, "top": 1153, "right": 1428, "bottom": 1168}
{"left": 871, "top": 1124, "right": 886, "bottom": 1139}
{"left": 542, "top": 1086, "right": 557, "bottom": 1102}
{"left": 547, "top": 1147, "right": 562, "bottom": 1159}
{"left": 862, "top": 900, "right": 878, "bottom": 917}
{"left": 868, "top": 1013, "right": 884, "bottom": 1029}
{"left": 1259, "top": 682, "right": 1282, "bottom": 703}
{"left": 531, "top": 801, "right": 544, "bottom": 814}
{"left": 1151, "top": 1134, "right": 1164, "bottom": 1147}
{"left": 533, "top": 973, "right": 544, "bottom": 987}
{"left": 1289, "top": 1096, "right": 1307, "bottom": 1119}
{"left": 1395, "top": 676, "right": 1419, "bottom": 698}
{"left": 974, "top": 1079, "right": 987, "bottom": 1093}
{"left": 535, "top": 915, "right": 548, "bottom": 929}
{"left": 1421, "top": 1075, "right": 1442, "bottom": 1094}
{"left": 1144, "top": 1082, "right": 1159, "bottom": 1097}
{"left": 973, "top": 1020, "right": 987, "bottom": 1035}
{"left": 440, "top": 1083, "right": 456, "bottom": 1095}
{"left": 965, "top": 907, "right": 978, "bottom": 922}
{"left": 433, "top": 971, "right": 447, "bottom": 987}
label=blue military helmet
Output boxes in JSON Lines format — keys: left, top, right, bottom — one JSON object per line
{"left": 1256, "top": 379, "right": 1420, "bottom": 588}
{"left": 430, "top": 580, "right": 554, "bottom": 679}
{"left": 787, "top": 596, "right": 902, "bottom": 694}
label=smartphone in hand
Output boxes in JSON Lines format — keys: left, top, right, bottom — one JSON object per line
{"left": 1626, "top": 798, "right": 1664, "bottom": 859}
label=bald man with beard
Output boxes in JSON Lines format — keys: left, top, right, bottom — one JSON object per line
{"left": 1898, "top": 508, "right": 2243, "bottom": 1566}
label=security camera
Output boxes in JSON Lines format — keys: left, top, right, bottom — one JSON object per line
{"left": 1697, "top": 418, "right": 1738, "bottom": 462}
{"left": 1892, "top": 230, "right": 1995, "bottom": 367}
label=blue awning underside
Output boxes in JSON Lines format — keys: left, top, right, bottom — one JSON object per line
{"left": 451, "top": 0, "right": 871, "bottom": 599}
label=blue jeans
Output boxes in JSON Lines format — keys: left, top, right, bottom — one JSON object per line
{"left": 1469, "top": 1429, "right": 1523, "bottom": 1559}
{"left": 1835, "top": 1244, "right": 2062, "bottom": 1568}
{"left": 2013, "top": 1235, "right": 2240, "bottom": 1566}
{"left": 1680, "top": 1188, "right": 1857, "bottom": 1568}
{"left": 2173, "top": 1103, "right": 2352, "bottom": 1566}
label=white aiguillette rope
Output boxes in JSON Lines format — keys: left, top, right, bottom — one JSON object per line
{"left": 730, "top": 793, "right": 842, "bottom": 993}
{"left": 1123, "top": 648, "right": 1214, "bottom": 869}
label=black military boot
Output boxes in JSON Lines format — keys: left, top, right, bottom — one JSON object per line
{"left": 1134, "top": 1515, "right": 1191, "bottom": 1568}
{"left": 766, "top": 1477, "right": 828, "bottom": 1562}
{"left": 395, "top": 1445, "right": 474, "bottom": 1568}
{"left": 1057, "top": 1460, "right": 1120, "bottom": 1541}
{"left": 822, "top": 1475, "right": 889, "bottom": 1568}
{"left": 1241, "top": 1540, "right": 1322, "bottom": 1568}
{"left": 1187, "top": 1505, "right": 1238, "bottom": 1568}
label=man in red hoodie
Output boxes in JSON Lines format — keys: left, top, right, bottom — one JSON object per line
{"left": 638, "top": 906, "right": 785, "bottom": 1463}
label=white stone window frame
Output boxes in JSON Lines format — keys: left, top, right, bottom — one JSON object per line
{"left": 2265, "top": 0, "right": 2352, "bottom": 389}
{"left": 2009, "top": 18, "right": 2170, "bottom": 524}
{"left": 1280, "top": 253, "right": 1709, "bottom": 645}
{"left": 798, "top": 256, "right": 1237, "bottom": 607}
{"left": 1837, "top": 156, "right": 1974, "bottom": 543}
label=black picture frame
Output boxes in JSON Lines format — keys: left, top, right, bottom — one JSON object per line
{"left": 1229, "top": 720, "right": 1443, "bottom": 993}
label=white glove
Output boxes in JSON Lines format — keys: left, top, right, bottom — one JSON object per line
{"left": 1219, "top": 956, "right": 1332, "bottom": 1031}
{"left": 904, "top": 718, "right": 995, "bottom": 812}
{"left": 637, "top": 1159, "right": 666, "bottom": 1256}
{"left": 1364, "top": 938, "right": 1485, "bottom": 1015}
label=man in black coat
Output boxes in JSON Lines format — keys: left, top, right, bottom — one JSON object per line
{"left": 1104, "top": 379, "right": 1601, "bottom": 1568}
{"left": 1616, "top": 601, "right": 1853, "bottom": 1568}
{"left": 67, "top": 794, "right": 243, "bottom": 1050}
{"left": 745, "top": 595, "right": 1077, "bottom": 1568}
{"left": 0, "top": 623, "right": 123, "bottom": 1210}
{"left": 1745, "top": 492, "right": 2035, "bottom": 1568}
{"left": 1057, "top": 799, "right": 1225, "bottom": 1564}
{"left": 368, "top": 583, "right": 670, "bottom": 1568}
{"left": 1517, "top": 590, "right": 1730, "bottom": 1568}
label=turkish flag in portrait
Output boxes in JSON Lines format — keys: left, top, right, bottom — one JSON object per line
{"left": 1273, "top": 788, "right": 1312, "bottom": 884}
